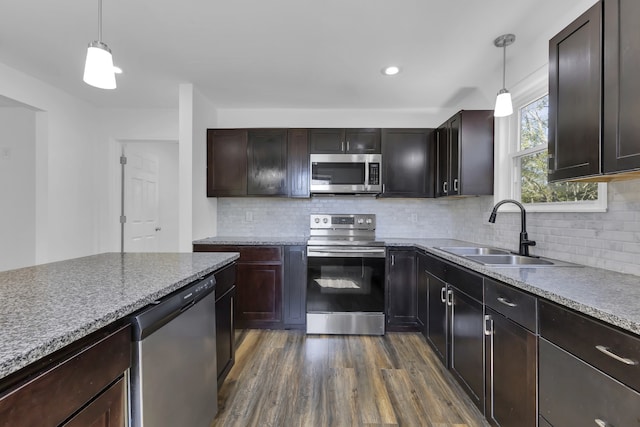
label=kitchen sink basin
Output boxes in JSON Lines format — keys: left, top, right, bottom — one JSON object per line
{"left": 436, "top": 246, "right": 579, "bottom": 268}
{"left": 436, "top": 246, "right": 512, "bottom": 256}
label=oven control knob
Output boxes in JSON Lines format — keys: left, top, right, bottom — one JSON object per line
{"left": 322, "top": 218, "right": 328, "bottom": 224}
{"left": 357, "top": 218, "right": 364, "bottom": 224}
{"left": 365, "top": 218, "right": 372, "bottom": 224}
{"left": 314, "top": 218, "right": 320, "bottom": 223}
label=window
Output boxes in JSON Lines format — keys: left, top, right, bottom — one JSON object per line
{"left": 494, "top": 68, "right": 606, "bottom": 212}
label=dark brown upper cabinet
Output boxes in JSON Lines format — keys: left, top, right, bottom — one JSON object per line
{"left": 380, "top": 128, "right": 434, "bottom": 197}
{"left": 309, "top": 128, "right": 381, "bottom": 154}
{"left": 287, "top": 129, "right": 310, "bottom": 198}
{"left": 549, "top": 0, "right": 640, "bottom": 182}
{"left": 207, "top": 129, "right": 248, "bottom": 197}
{"left": 247, "top": 129, "right": 287, "bottom": 196}
{"left": 436, "top": 110, "right": 494, "bottom": 197}
{"left": 603, "top": 0, "right": 640, "bottom": 175}
{"left": 548, "top": 2, "right": 602, "bottom": 182}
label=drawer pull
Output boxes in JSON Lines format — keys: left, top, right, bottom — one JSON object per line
{"left": 497, "top": 297, "right": 517, "bottom": 308}
{"left": 594, "top": 419, "right": 609, "bottom": 427}
{"left": 595, "top": 345, "right": 638, "bottom": 366}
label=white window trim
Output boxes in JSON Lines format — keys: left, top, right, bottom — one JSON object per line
{"left": 493, "top": 66, "right": 607, "bottom": 213}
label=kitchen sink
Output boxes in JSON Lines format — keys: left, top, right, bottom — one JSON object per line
{"left": 436, "top": 247, "right": 579, "bottom": 268}
{"left": 436, "top": 246, "right": 512, "bottom": 256}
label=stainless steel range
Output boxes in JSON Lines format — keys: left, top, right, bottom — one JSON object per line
{"left": 306, "top": 214, "right": 385, "bottom": 335}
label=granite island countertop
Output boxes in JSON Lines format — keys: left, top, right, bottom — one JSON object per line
{"left": 0, "top": 252, "right": 239, "bottom": 380}
{"left": 384, "top": 238, "right": 640, "bottom": 336}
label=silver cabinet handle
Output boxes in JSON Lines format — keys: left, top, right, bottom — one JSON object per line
{"left": 446, "top": 289, "right": 453, "bottom": 306}
{"left": 453, "top": 178, "right": 459, "bottom": 192}
{"left": 497, "top": 297, "right": 517, "bottom": 307}
{"left": 484, "top": 314, "right": 494, "bottom": 336}
{"left": 595, "top": 345, "right": 639, "bottom": 366}
{"left": 391, "top": 254, "right": 395, "bottom": 266}
{"left": 346, "top": 140, "right": 350, "bottom": 151}
{"left": 341, "top": 141, "right": 345, "bottom": 152}
{"left": 594, "top": 419, "right": 608, "bottom": 427}
{"left": 443, "top": 181, "right": 448, "bottom": 193}
{"left": 440, "top": 286, "right": 447, "bottom": 303}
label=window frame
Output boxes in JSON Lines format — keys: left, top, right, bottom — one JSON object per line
{"left": 493, "top": 66, "right": 607, "bottom": 213}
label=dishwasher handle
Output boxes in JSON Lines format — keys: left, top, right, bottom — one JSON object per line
{"left": 131, "top": 275, "right": 215, "bottom": 341}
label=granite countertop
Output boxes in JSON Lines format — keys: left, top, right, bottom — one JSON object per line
{"left": 193, "top": 236, "right": 308, "bottom": 246}
{"left": 384, "top": 238, "right": 640, "bottom": 336}
{"left": 0, "top": 252, "right": 239, "bottom": 380}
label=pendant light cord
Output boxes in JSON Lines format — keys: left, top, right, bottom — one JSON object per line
{"left": 502, "top": 44, "right": 506, "bottom": 89}
{"left": 98, "top": 0, "right": 103, "bottom": 42}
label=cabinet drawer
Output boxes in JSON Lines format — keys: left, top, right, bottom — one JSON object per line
{"left": 540, "top": 301, "right": 640, "bottom": 392}
{"left": 194, "top": 245, "right": 282, "bottom": 263}
{"left": 214, "top": 263, "right": 236, "bottom": 299}
{"left": 0, "top": 325, "right": 131, "bottom": 427}
{"left": 485, "top": 279, "right": 537, "bottom": 332}
{"left": 539, "top": 338, "right": 640, "bottom": 426}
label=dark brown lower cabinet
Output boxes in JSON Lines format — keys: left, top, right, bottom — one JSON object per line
{"left": 214, "top": 263, "right": 236, "bottom": 387}
{"left": 0, "top": 325, "right": 131, "bottom": 427}
{"left": 425, "top": 269, "right": 448, "bottom": 365}
{"left": 386, "top": 249, "right": 419, "bottom": 331}
{"left": 484, "top": 308, "right": 537, "bottom": 427}
{"left": 194, "top": 245, "right": 283, "bottom": 329}
{"left": 449, "top": 286, "right": 485, "bottom": 412}
{"left": 283, "top": 245, "right": 307, "bottom": 329}
{"left": 539, "top": 338, "right": 640, "bottom": 426}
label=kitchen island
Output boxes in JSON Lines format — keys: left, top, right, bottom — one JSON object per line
{"left": 0, "top": 252, "right": 239, "bottom": 381}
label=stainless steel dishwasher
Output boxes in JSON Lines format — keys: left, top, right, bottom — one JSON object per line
{"left": 129, "top": 274, "right": 217, "bottom": 427}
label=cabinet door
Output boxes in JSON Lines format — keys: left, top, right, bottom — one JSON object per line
{"left": 450, "top": 287, "right": 484, "bottom": 412}
{"left": 457, "top": 110, "right": 494, "bottom": 196}
{"left": 345, "top": 128, "right": 381, "bottom": 153}
{"left": 207, "top": 129, "right": 248, "bottom": 196}
{"left": 447, "top": 115, "right": 461, "bottom": 196}
{"left": 381, "top": 129, "right": 434, "bottom": 197}
{"left": 386, "top": 250, "right": 418, "bottom": 331}
{"left": 436, "top": 125, "right": 449, "bottom": 197}
{"left": 287, "top": 129, "right": 310, "bottom": 198}
{"left": 309, "top": 129, "right": 345, "bottom": 153}
{"left": 604, "top": 0, "right": 640, "bottom": 173}
{"left": 63, "top": 378, "right": 125, "bottom": 427}
{"left": 216, "top": 286, "right": 235, "bottom": 386}
{"left": 236, "top": 262, "right": 283, "bottom": 328}
{"left": 247, "top": 129, "right": 287, "bottom": 195}
{"left": 416, "top": 254, "right": 428, "bottom": 331}
{"left": 283, "top": 245, "right": 307, "bottom": 328}
{"left": 548, "top": 3, "right": 602, "bottom": 181}
{"left": 426, "top": 271, "right": 448, "bottom": 365}
{"left": 485, "top": 308, "right": 536, "bottom": 427}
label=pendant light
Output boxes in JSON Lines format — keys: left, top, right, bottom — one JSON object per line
{"left": 83, "top": 0, "right": 116, "bottom": 89}
{"left": 493, "top": 34, "right": 515, "bottom": 117}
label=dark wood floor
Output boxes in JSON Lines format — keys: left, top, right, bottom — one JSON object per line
{"left": 213, "top": 330, "right": 488, "bottom": 427}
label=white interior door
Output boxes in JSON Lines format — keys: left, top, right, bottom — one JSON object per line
{"left": 124, "top": 145, "right": 160, "bottom": 252}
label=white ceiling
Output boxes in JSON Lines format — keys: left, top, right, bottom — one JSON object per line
{"left": 0, "top": 0, "right": 587, "bottom": 110}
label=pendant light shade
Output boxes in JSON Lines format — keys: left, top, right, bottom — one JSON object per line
{"left": 84, "top": 41, "right": 116, "bottom": 89}
{"left": 83, "top": 0, "right": 116, "bottom": 89}
{"left": 493, "top": 34, "right": 515, "bottom": 117}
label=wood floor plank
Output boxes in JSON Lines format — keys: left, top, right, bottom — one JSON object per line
{"left": 213, "top": 330, "right": 488, "bottom": 427}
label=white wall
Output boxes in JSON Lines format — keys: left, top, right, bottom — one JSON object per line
{"left": 0, "top": 107, "right": 36, "bottom": 271}
{"left": 0, "top": 62, "right": 100, "bottom": 265}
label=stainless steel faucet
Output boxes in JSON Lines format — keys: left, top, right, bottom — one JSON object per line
{"left": 488, "top": 199, "right": 536, "bottom": 257}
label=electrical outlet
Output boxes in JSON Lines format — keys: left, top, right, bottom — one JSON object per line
{"left": 245, "top": 211, "right": 253, "bottom": 222}
{"left": 0, "top": 147, "right": 11, "bottom": 160}
{"left": 410, "top": 213, "right": 418, "bottom": 223}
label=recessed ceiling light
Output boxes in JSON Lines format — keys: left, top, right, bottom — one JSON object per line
{"left": 382, "top": 66, "right": 401, "bottom": 76}
{"left": 113, "top": 66, "right": 123, "bottom": 74}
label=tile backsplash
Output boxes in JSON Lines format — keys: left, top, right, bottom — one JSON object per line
{"left": 217, "top": 179, "right": 640, "bottom": 275}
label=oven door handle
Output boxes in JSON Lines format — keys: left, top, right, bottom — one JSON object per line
{"left": 307, "top": 247, "right": 386, "bottom": 258}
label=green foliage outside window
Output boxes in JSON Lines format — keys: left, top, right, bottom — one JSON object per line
{"left": 518, "top": 96, "right": 598, "bottom": 204}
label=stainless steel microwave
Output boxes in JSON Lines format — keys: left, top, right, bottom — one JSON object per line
{"left": 310, "top": 153, "right": 382, "bottom": 194}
